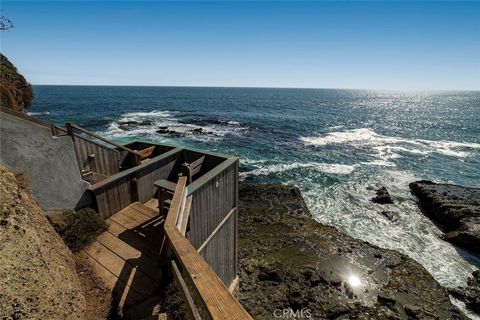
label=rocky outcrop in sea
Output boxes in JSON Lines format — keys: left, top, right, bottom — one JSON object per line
{"left": 409, "top": 180, "right": 480, "bottom": 256}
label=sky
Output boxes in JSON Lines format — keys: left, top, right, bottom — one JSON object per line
{"left": 1, "top": 1, "right": 479, "bottom": 90}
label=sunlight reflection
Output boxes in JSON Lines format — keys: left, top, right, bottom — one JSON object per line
{"left": 348, "top": 275, "right": 361, "bottom": 287}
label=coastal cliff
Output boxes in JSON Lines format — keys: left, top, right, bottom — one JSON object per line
{"left": 237, "top": 183, "right": 466, "bottom": 319}
{"left": 0, "top": 54, "right": 33, "bottom": 113}
{"left": 0, "top": 164, "right": 86, "bottom": 319}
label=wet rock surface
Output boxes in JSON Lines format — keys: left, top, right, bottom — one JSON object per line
{"left": 409, "top": 180, "right": 480, "bottom": 255}
{"left": 448, "top": 270, "right": 480, "bottom": 316}
{"left": 117, "top": 120, "right": 153, "bottom": 131}
{"left": 237, "top": 183, "right": 466, "bottom": 319}
{"left": 371, "top": 186, "right": 394, "bottom": 204}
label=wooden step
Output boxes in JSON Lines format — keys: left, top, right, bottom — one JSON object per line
{"left": 84, "top": 241, "right": 159, "bottom": 297}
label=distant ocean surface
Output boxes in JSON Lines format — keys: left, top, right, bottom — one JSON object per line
{"left": 29, "top": 85, "right": 480, "bottom": 289}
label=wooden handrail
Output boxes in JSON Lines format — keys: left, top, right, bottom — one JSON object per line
{"left": 66, "top": 123, "right": 140, "bottom": 157}
{"left": 164, "top": 176, "right": 252, "bottom": 320}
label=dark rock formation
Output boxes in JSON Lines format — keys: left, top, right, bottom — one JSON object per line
{"left": 238, "top": 183, "right": 466, "bottom": 319}
{"left": 0, "top": 54, "right": 33, "bottom": 113}
{"left": 117, "top": 120, "right": 153, "bottom": 131}
{"left": 409, "top": 180, "right": 480, "bottom": 255}
{"left": 448, "top": 270, "right": 480, "bottom": 316}
{"left": 371, "top": 186, "right": 394, "bottom": 204}
{"left": 381, "top": 210, "right": 398, "bottom": 222}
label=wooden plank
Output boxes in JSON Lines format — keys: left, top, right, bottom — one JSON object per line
{"left": 109, "top": 210, "right": 144, "bottom": 230}
{"left": 107, "top": 207, "right": 165, "bottom": 245}
{"left": 165, "top": 177, "right": 187, "bottom": 227}
{"left": 164, "top": 177, "right": 251, "bottom": 320}
{"left": 179, "top": 196, "right": 192, "bottom": 235}
{"left": 130, "top": 202, "right": 158, "bottom": 219}
{"left": 144, "top": 198, "right": 159, "bottom": 211}
{"left": 171, "top": 260, "right": 202, "bottom": 320}
{"left": 90, "top": 148, "right": 182, "bottom": 190}
{"left": 120, "top": 206, "right": 154, "bottom": 225}
{"left": 197, "top": 208, "right": 235, "bottom": 254}
{"left": 84, "top": 241, "right": 158, "bottom": 297}
{"left": 228, "top": 276, "right": 239, "bottom": 295}
{"left": 165, "top": 225, "right": 252, "bottom": 320}
{"left": 138, "top": 146, "right": 155, "bottom": 159}
{"left": 96, "top": 231, "right": 162, "bottom": 281}
{"left": 69, "top": 123, "right": 138, "bottom": 155}
{"left": 78, "top": 251, "right": 145, "bottom": 309}
{"left": 106, "top": 220, "right": 161, "bottom": 259}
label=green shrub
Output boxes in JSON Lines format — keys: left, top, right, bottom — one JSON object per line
{"left": 51, "top": 208, "right": 107, "bottom": 251}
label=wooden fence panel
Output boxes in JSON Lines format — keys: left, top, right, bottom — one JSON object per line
{"left": 71, "top": 134, "right": 120, "bottom": 176}
{"left": 199, "top": 211, "right": 236, "bottom": 286}
{"left": 188, "top": 162, "right": 237, "bottom": 249}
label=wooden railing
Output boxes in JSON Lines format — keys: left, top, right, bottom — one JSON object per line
{"left": 164, "top": 176, "right": 252, "bottom": 320}
{"left": 65, "top": 123, "right": 141, "bottom": 166}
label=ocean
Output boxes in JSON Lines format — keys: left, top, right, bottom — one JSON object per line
{"left": 29, "top": 85, "right": 480, "bottom": 289}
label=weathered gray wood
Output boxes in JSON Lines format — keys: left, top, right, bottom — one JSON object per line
{"left": 197, "top": 208, "right": 235, "bottom": 254}
{"left": 71, "top": 133, "right": 120, "bottom": 177}
{"left": 164, "top": 177, "right": 252, "bottom": 320}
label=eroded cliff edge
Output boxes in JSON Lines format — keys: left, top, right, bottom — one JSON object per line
{"left": 0, "top": 164, "right": 86, "bottom": 319}
{"left": 0, "top": 54, "right": 33, "bottom": 113}
{"left": 237, "top": 183, "right": 466, "bottom": 320}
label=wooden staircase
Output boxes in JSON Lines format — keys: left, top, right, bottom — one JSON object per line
{"left": 82, "top": 200, "right": 165, "bottom": 312}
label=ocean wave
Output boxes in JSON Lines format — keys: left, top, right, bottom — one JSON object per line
{"left": 241, "top": 161, "right": 355, "bottom": 177}
{"left": 303, "top": 169, "right": 478, "bottom": 289}
{"left": 27, "top": 111, "right": 50, "bottom": 116}
{"left": 102, "top": 109, "right": 249, "bottom": 141}
{"left": 300, "top": 128, "right": 480, "bottom": 160}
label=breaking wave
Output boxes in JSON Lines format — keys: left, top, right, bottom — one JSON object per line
{"left": 102, "top": 109, "right": 249, "bottom": 141}
{"left": 27, "top": 111, "right": 50, "bottom": 116}
{"left": 300, "top": 128, "right": 480, "bottom": 163}
{"left": 241, "top": 161, "right": 355, "bottom": 177}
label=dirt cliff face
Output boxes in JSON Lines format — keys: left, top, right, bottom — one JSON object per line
{"left": 0, "top": 164, "right": 86, "bottom": 319}
{"left": 0, "top": 54, "right": 33, "bottom": 112}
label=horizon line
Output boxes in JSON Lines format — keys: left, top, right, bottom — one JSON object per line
{"left": 31, "top": 84, "right": 480, "bottom": 92}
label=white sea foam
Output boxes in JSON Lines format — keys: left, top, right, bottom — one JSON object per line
{"left": 300, "top": 128, "right": 480, "bottom": 161}
{"left": 302, "top": 168, "right": 479, "bottom": 289}
{"left": 102, "top": 109, "right": 248, "bottom": 141}
{"left": 27, "top": 111, "right": 50, "bottom": 116}
{"left": 241, "top": 161, "right": 355, "bottom": 177}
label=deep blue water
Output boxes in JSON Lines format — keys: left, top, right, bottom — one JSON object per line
{"left": 29, "top": 85, "right": 480, "bottom": 288}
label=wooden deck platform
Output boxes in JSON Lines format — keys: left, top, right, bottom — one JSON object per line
{"left": 82, "top": 199, "right": 164, "bottom": 311}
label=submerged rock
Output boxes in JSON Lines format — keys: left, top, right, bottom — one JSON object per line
{"left": 238, "top": 182, "right": 466, "bottom": 319}
{"left": 448, "top": 270, "right": 480, "bottom": 316}
{"left": 409, "top": 180, "right": 480, "bottom": 255}
{"left": 371, "top": 186, "right": 394, "bottom": 204}
{"left": 118, "top": 120, "right": 153, "bottom": 131}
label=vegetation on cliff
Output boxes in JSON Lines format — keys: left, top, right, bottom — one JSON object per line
{"left": 0, "top": 53, "right": 33, "bottom": 112}
{"left": 49, "top": 208, "right": 107, "bottom": 252}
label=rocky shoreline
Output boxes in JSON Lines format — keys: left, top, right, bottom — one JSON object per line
{"left": 237, "top": 183, "right": 468, "bottom": 319}
{"left": 409, "top": 180, "right": 480, "bottom": 256}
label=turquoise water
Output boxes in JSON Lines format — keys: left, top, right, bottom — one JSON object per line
{"left": 29, "top": 86, "right": 480, "bottom": 288}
